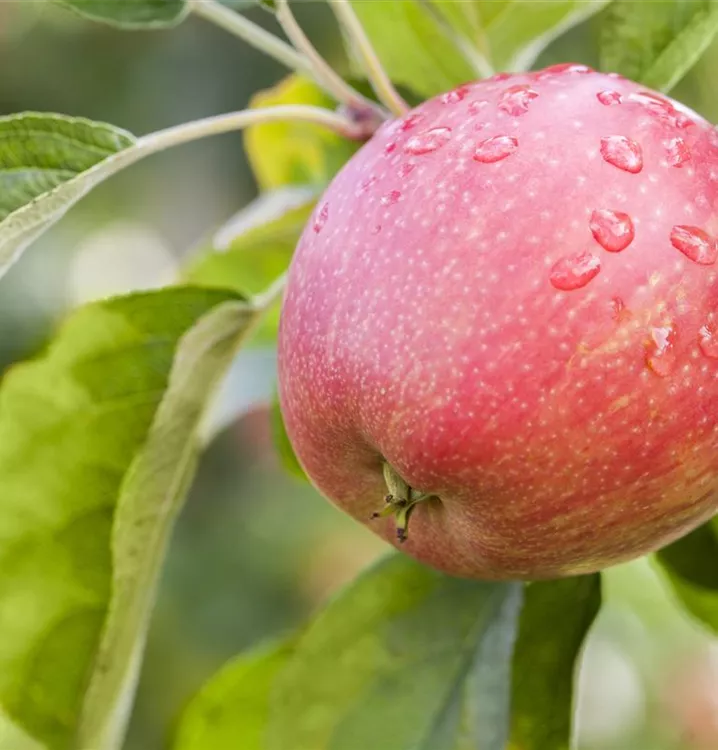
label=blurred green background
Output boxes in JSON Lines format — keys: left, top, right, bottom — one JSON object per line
{"left": 0, "top": 3, "right": 717, "bottom": 749}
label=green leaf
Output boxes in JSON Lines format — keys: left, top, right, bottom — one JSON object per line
{"left": 655, "top": 519, "right": 718, "bottom": 634}
{"left": 509, "top": 575, "right": 601, "bottom": 750}
{"left": 0, "top": 112, "right": 135, "bottom": 280}
{"left": 245, "top": 75, "right": 359, "bottom": 190}
{"left": 0, "top": 287, "right": 256, "bottom": 749}
{"left": 266, "top": 553, "right": 523, "bottom": 750}
{"left": 174, "top": 639, "right": 294, "bottom": 750}
{"left": 600, "top": 0, "right": 718, "bottom": 92}
{"left": 186, "top": 186, "right": 314, "bottom": 345}
{"left": 56, "top": 0, "right": 188, "bottom": 27}
{"left": 270, "top": 394, "right": 308, "bottom": 482}
{"left": 346, "top": 1, "right": 476, "bottom": 98}
{"left": 470, "top": 0, "right": 611, "bottom": 72}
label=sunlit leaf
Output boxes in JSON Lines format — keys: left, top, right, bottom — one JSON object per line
{"left": 469, "top": 0, "right": 610, "bottom": 73}
{"left": 174, "top": 640, "right": 294, "bottom": 750}
{"left": 245, "top": 75, "right": 359, "bottom": 190}
{"left": 0, "top": 113, "right": 135, "bottom": 280}
{"left": 0, "top": 287, "right": 255, "bottom": 749}
{"left": 346, "top": 1, "right": 476, "bottom": 97}
{"left": 600, "top": 0, "right": 718, "bottom": 92}
{"left": 655, "top": 519, "right": 718, "bottom": 634}
{"left": 56, "top": 0, "right": 188, "bottom": 27}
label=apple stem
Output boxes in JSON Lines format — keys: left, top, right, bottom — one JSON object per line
{"left": 373, "top": 463, "right": 433, "bottom": 543}
{"left": 275, "top": 0, "right": 387, "bottom": 121}
{"left": 327, "top": 0, "right": 410, "bottom": 117}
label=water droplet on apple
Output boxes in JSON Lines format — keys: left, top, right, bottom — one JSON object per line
{"left": 670, "top": 225, "right": 718, "bottom": 265}
{"left": 549, "top": 251, "right": 601, "bottom": 291}
{"left": 473, "top": 135, "right": 519, "bottom": 164}
{"left": 539, "top": 63, "right": 592, "bottom": 77}
{"left": 381, "top": 190, "right": 402, "bottom": 206}
{"left": 404, "top": 127, "right": 452, "bottom": 155}
{"left": 675, "top": 113, "right": 695, "bottom": 129}
{"left": 589, "top": 209, "right": 635, "bottom": 252}
{"left": 665, "top": 137, "right": 690, "bottom": 167}
{"left": 600, "top": 135, "right": 643, "bottom": 173}
{"left": 498, "top": 85, "right": 539, "bottom": 116}
{"left": 597, "top": 90, "right": 622, "bottom": 106}
{"left": 468, "top": 100, "right": 489, "bottom": 115}
{"left": 398, "top": 163, "right": 415, "bottom": 178}
{"left": 385, "top": 141, "right": 398, "bottom": 155}
{"left": 398, "top": 112, "right": 425, "bottom": 131}
{"left": 698, "top": 324, "right": 718, "bottom": 358}
{"left": 645, "top": 324, "right": 677, "bottom": 377}
{"left": 313, "top": 202, "right": 329, "bottom": 233}
{"left": 356, "top": 175, "right": 377, "bottom": 196}
{"left": 441, "top": 86, "right": 469, "bottom": 104}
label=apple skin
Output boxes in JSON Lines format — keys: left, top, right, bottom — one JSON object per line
{"left": 277, "top": 64, "right": 718, "bottom": 580}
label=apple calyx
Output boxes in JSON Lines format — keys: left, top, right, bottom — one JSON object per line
{"left": 372, "top": 463, "right": 433, "bottom": 543}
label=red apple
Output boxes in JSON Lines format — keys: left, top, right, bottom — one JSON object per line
{"left": 277, "top": 64, "right": 718, "bottom": 580}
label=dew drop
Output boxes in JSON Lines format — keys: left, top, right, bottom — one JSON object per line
{"left": 473, "top": 135, "right": 519, "bottom": 164}
{"left": 589, "top": 209, "right": 635, "bottom": 252}
{"left": 670, "top": 225, "right": 718, "bottom": 265}
{"left": 381, "top": 190, "right": 401, "bottom": 206}
{"left": 404, "top": 127, "right": 452, "bottom": 155}
{"left": 357, "top": 175, "right": 377, "bottom": 196}
{"left": 600, "top": 135, "right": 643, "bottom": 173}
{"left": 645, "top": 324, "right": 677, "bottom": 377}
{"left": 398, "top": 112, "right": 425, "bottom": 132}
{"left": 665, "top": 137, "right": 690, "bottom": 167}
{"left": 489, "top": 72, "right": 512, "bottom": 82}
{"left": 398, "top": 162, "right": 415, "bottom": 178}
{"left": 468, "top": 100, "right": 489, "bottom": 115}
{"left": 539, "top": 63, "right": 592, "bottom": 77}
{"left": 385, "top": 141, "right": 398, "bottom": 155}
{"left": 549, "top": 251, "right": 601, "bottom": 291}
{"left": 675, "top": 113, "right": 695, "bottom": 129}
{"left": 441, "top": 86, "right": 469, "bottom": 104}
{"left": 498, "top": 85, "right": 539, "bottom": 116}
{"left": 698, "top": 324, "right": 718, "bottom": 358}
{"left": 597, "top": 90, "right": 622, "bottom": 106}
{"left": 313, "top": 202, "right": 329, "bottom": 233}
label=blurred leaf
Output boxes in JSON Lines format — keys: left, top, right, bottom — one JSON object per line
{"left": 0, "top": 287, "right": 255, "bottom": 749}
{"left": 600, "top": 0, "right": 718, "bottom": 92}
{"left": 346, "top": 1, "right": 476, "bottom": 98}
{"left": 266, "top": 553, "right": 523, "bottom": 750}
{"left": 0, "top": 113, "right": 135, "bottom": 280}
{"left": 186, "top": 186, "right": 314, "bottom": 345}
{"left": 470, "top": 0, "right": 611, "bottom": 72}
{"left": 245, "top": 75, "right": 359, "bottom": 191}
{"left": 509, "top": 575, "right": 601, "bottom": 750}
{"left": 270, "top": 394, "right": 308, "bottom": 482}
{"left": 56, "top": 0, "right": 188, "bottom": 27}
{"left": 174, "top": 639, "right": 294, "bottom": 750}
{"left": 655, "top": 518, "right": 718, "bottom": 634}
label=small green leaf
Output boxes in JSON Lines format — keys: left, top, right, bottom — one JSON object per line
{"left": 186, "top": 186, "right": 315, "bottom": 345}
{"left": 471, "top": 0, "right": 610, "bottom": 72}
{"left": 0, "top": 113, "right": 135, "bottom": 280}
{"left": 266, "top": 553, "right": 522, "bottom": 750}
{"left": 346, "top": 1, "right": 476, "bottom": 98}
{"left": 56, "top": 0, "right": 188, "bottom": 28}
{"left": 245, "top": 75, "right": 359, "bottom": 191}
{"left": 270, "top": 394, "right": 308, "bottom": 482}
{"left": 600, "top": 0, "right": 718, "bottom": 92}
{"left": 509, "top": 575, "right": 601, "bottom": 750}
{"left": 0, "top": 287, "right": 255, "bottom": 749}
{"left": 174, "top": 639, "right": 294, "bottom": 750}
{"left": 655, "top": 519, "right": 718, "bottom": 634}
